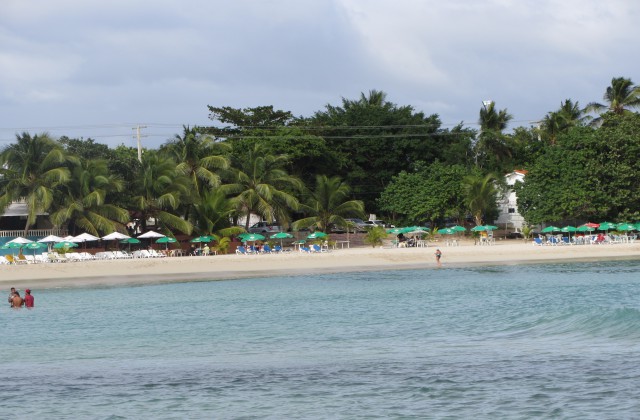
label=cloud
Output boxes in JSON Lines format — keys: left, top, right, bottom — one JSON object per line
{"left": 0, "top": 0, "right": 639, "bottom": 146}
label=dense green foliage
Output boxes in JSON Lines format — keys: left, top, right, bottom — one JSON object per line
{"left": 378, "top": 162, "right": 471, "bottom": 226}
{"left": 2, "top": 78, "right": 640, "bottom": 238}
{"left": 516, "top": 113, "right": 640, "bottom": 224}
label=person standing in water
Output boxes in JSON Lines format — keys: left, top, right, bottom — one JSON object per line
{"left": 24, "top": 289, "right": 34, "bottom": 308}
{"left": 435, "top": 249, "right": 442, "bottom": 266}
{"left": 11, "top": 290, "right": 24, "bottom": 308}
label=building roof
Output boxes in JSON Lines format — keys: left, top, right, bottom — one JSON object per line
{"left": 2, "top": 202, "right": 29, "bottom": 217}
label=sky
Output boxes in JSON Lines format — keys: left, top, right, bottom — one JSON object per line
{"left": 1, "top": 0, "right": 638, "bottom": 149}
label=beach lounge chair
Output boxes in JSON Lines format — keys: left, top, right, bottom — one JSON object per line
{"left": 300, "top": 246, "right": 311, "bottom": 253}
{"left": 533, "top": 237, "right": 544, "bottom": 246}
{"left": 35, "top": 254, "right": 50, "bottom": 263}
{"left": 561, "top": 237, "right": 571, "bottom": 245}
{"left": 273, "top": 245, "right": 283, "bottom": 253}
{"left": 236, "top": 246, "right": 248, "bottom": 255}
{"left": 0, "top": 256, "right": 10, "bottom": 264}
{"left": 113, "top": 250, "right": 133, "bottom": 259}
{"left": 312, "top": 244, "right": 326, "bottom": 253}
{"left": 262, "top": 244, "right": 272, "bottom": 254}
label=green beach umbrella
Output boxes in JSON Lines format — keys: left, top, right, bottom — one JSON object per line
{"left": 157, "top": 237, "right": 178, "bottom": 244}
{"left": 617, "top": 223, "right": 637, "bottom": 231}
{"left": 53, "top": 241, "right": 78, "bottom": 249}
{"left": 541, "top": 226, "right": 560, "bottom": 233}
{"left": 156, "top": 236, "right": 177, "bottom": 250}
{"left": 2, "top": 242, "right": 23, "bottom": 249}
{"left": 191, "top": 234, "right": 218, "bottom": 243}
{"left": 450, "top": 225, "right": 466, "bottom": 232}
{"left": 386, "top": 227, "right": 409, "bottom": 234}
{"left": 439, "top": 228, "right": 456, "bottom": 235}
{"left": 270, "top": 232, "right": 293, "bottom": 239}
{"left": 306, "top": 232, "right": 327, "bottom": 240}
{"left": 577, "top": 225, "right": 595, "bottom": 233}
{"left": 598, "top": 221, "right": 616, "bottom": 231}
{"left": 23, "top": 242, "right": 47, "bottom": 255}
{"left": 241, "top": 233, "right": 266, "bottom": 242}
{"left": 120, "top": 237, "right": 141, "bottom": 251}
{"left": 471, "top": 225, "right": 487, "bottom": 232}
{"left": 270, "top": 232, "right": 293, "bottom": 247}
{"left": 483, "top": 225, "right": 498, "bottom": 230}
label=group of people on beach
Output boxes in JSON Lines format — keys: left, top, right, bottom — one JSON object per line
{"left": 8, "top": 287, "right": 34, "bottom": 308}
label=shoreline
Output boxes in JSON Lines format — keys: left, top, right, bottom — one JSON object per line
{"left": 1, "top": 241, "right": 639, "bottom": 290}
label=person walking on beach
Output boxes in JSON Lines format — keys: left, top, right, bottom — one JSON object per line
{"left": 435, "top": 249, "right": 442, "bottom": 266}
{"left": 24, "top": 289, "right": 34, "bottom": 308}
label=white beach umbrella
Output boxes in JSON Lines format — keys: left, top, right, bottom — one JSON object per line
{"left": 38, "top": 234, "right": 64, "bottom": 243}
{"left": 62, "top": 235, "right": 75, "bottom": 241}
{"left": 137, "top": 230, "right": 166, "bottom": 239}
{"left": 7, "top": 236, "right": 34, "bottom": 244}
{"left": 102, "top": 232, "right": 131, "bottom": 241}
{"left": 72, "top": 232, "right": 100, "bottom": 243}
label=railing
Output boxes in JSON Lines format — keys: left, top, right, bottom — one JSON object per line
{"left": 0, "top": 228, "right": 68, "bottom": 238}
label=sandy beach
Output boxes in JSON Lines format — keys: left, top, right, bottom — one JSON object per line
{"left": 2, "top": 240, "right": 639, "bottom": 290}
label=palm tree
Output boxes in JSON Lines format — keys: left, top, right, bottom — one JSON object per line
{"left": 292, "top": 175, "right": 365, "bottom": 233}
{"left": 0, "top": 132, "right": 72, "bottom": 234}
{"left": 479, "top": 101, "right": 513, "bottom": 133}
{"left": 541, "top": 99, "right": 589, "bottom": 144}
{"left": 475, "top": 102, "right": 514, "bottom": 170}
{"left": 463, "top": 173, "right": 499, "bottom": 226}
{"left": 160, "top": 125, "right": 230, "bottom": 197}
{"left": 221, "top": 143, "right": 303, "bottom": 229}
{"left": 585, "top": 77, "right": 640, "bottom": 125}
{"left": 50, "top": 159, "right": 129, "bottom": 236}
{"left": 130, "top": 150, "right": 193, "bottom": 235}
{"left": 190, "top": 189, "right": 244, "bottom": 238}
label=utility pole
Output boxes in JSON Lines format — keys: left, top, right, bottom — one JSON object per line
{"left": 132, "top": 125, "right": 147, "bottom": 163}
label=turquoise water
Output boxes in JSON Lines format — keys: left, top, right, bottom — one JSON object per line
{"left": 3, "top": 260, "right": 640, "bottom": 418}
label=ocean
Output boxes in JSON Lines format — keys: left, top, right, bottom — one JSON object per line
{"left": 3, "top": 260, "right": 640, "bottom": 418}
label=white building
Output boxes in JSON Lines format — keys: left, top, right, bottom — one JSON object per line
{"left": 495, "top": 170, "right": 526, "bottom": 231}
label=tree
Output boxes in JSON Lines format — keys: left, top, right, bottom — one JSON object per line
{"left": 0, "top": 132, "right": 73, "bottom": 233}
{"left": 378, "top": 162, "right": 469, "bottom": 226}
{"left": 364, "top": 225, "right": 387, "bottom": 248}
{"left": 59, "top": 137, "right": 114, "bottom": 161}
{"left": 512, "top": 112, "right": 640, "bottom": 225}
{"left": 585, "top": 77, "right": 640, "bottom": 126}
{"left": 463, "top": 173, "right": 500, "bottom": 226}
{"left": 206, "top": 105, "right": 295, "bottom": 138}
{"left": 50, "top": 159, "right": 129, "bottom": 236}
{"left": 129, "top": 150, "right": 193, "bottom": 235}
{"left": 159, "top": 125, "right": 230, "bottom": 197}
{"left": 475, "top": 102, "right": 514, "bottom": 172}
{"left": 540, "top": 99, "right": 589, "bottom": 145}
{"left": 292, "top": 175, "right": 365, "bottom": 233}
{"left": 310, "top": 90, "right": 459, "bottom": 213}
{"left": 190, "top": 189, "right": 244, "bottom": 238}
{"left": 220, "top": 143, "right": 302, "bottom": 229}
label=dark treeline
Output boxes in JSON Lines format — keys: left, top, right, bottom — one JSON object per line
{"left": 1, "top": 78, "right": 640, "bottom": 241}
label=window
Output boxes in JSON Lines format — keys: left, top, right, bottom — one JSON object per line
{"left": 508, "top": 208, "right": 516, "bottom": 214}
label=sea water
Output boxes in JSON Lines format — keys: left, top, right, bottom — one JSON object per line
{"left": 2, "top": 260, "right": 640, "bottom": 418}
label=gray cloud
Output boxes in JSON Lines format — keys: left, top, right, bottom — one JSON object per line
{"left": 1, "top": 0, "right": 638, "bottom": 148}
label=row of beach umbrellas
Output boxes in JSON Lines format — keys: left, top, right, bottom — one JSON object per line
{"left": 385, "top": 225, "right": 498, "bottom": 236}
{"left": 541, "top": 222, "right": 640, "bottom": 234}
